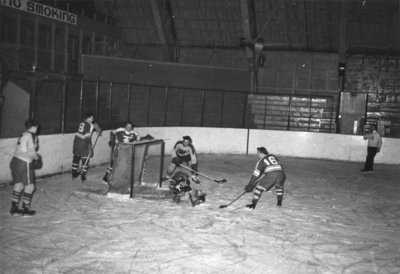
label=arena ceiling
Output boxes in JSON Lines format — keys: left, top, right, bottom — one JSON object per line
{"left": 57, "top": 0, "right": 400, "bottom": 55}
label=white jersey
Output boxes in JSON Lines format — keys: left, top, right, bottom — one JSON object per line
{"left": 13, "top": 132, "right": 38, "bottom": 163}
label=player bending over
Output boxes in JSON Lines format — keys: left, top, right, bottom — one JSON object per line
{"left": 164, "top": 136, "right": 200, "bottom": 184}
{"left": 71, "top": 113, "right": 102, "bottom": 182}
{"left": 244, "top": 147, "right": 286, "bottom": 209}
{"left": 103, "top": 120, "right": 140, "bottom": 183}
{"left": 168, "top": 171, "right": 206, "bottom": 206}
{"left": 9, "top": 119, "right": 40, "bottom": 216}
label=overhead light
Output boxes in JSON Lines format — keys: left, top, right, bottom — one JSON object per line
{"left": 338, "top": 62, "right": 345, "bottom": 75}
{"left": 254, "top": 38, "right": 264, "bottom": 53}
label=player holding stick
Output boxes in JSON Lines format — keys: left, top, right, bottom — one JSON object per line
{"left": 244, "top": 147, "right": 286, "bottom": 209}
{"left": 164, "top": 136, "right": 200, "bottom": 184}
{"left": 71, "top": 113, "right": 102, "bottom": 182}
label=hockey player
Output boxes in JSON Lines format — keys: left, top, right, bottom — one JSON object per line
{"left": 164, "top": 136, "right": 200, "bottom": 184}
{"left": 103, "top": 120, "right": 139, "bottom": 183}
{"left": 9, "top": 119, "right": 40, "bottom": 216}
{"left": 244, "top": 147, "right": 286, "bottom": 209}
{"left": 71, "top": 113, "right": 102, "bottom": 182}
{"left": 168, "top": 171, "right": 206, "bottom": 206}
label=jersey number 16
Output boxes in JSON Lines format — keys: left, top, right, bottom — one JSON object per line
{"left": 264, "top": 156, "right": 278, "bottom": 165}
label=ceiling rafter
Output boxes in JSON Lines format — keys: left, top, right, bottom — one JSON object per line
{"left": 149, "top": 0, "right": 172, "bottom": 61}
{"left": 239, "top": 0, "right": 255, "bottom": 90}
{"left": 257, "top": 0, "right": 283, "bottom": 39}
{"left": 90, "top": 0, "right": 400, "bottom": 55}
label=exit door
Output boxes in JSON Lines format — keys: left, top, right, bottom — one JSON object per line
{"left": 338, "top": 92, "right": 367, "bottom": 135}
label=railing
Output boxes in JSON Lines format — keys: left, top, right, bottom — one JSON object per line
{"left": 2, "top": 77, "right": 337, "bottom": 137}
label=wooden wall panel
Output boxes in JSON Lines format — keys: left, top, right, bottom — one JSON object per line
{"left": 148, "top": 87, "right": 167, "bottom": 126}
{"left": 82, "top": 55, "right": 251, "bottom": 92}
{"left": 277, "top": 52, "right": 296, "bottom": 89}
{"left": 258, "top": 51, "right": 338, "bottom": 93}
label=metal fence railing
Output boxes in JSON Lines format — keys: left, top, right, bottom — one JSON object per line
{"left": 2, "top": 77, "right": 338, "bottom": 137}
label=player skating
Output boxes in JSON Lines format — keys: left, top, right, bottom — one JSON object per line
{"left": 164, "top": 136, "right": 200, "bottom": 184}
{"left": 71, "top": 113, "right": 102, "bottom": 182}
{"left": 244, "top": 147, "right": 286, "bottom": 209}
{"left": 9, "top": 119, "right": 41, "bottom": 216}
{"left": 103, "top": 120, "right": 140, "bottom": 183}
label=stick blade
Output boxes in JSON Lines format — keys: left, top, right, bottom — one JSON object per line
{"left": 219, "top": 204, "right": 228, "bottom": 209}
{"left": 215, "top": 178, "right": 228, "bottom": 184}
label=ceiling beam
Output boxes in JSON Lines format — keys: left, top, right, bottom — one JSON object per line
{"left": 150, "top": 0, "right": 172, "bottom": 62}
{"left": 338, "top": 0, "right": 347, "bottom": 92}
{"left": 257, "top": 0, "right": 283, "bottom": 39}
{"left": 165, "top": 0, "right": 178, "bottom": 62}
{"left": 240, "top": 0, "right": 255, "bottom": 91}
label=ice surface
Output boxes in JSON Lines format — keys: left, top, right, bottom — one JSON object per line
{"left": 1, "top": 155, "right": 399, "bottom": 273}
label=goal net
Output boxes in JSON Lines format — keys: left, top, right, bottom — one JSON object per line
{"left": 108, "top": 139, "right": 168, "bottom": 198}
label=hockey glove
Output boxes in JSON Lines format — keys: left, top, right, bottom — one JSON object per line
{"left": 172, "top": 157, "right": 180, "bottom": 165}
{"left": 93, "top": 123, "right": 102, "bottom": 136}
{"left": 31, "top": 154, "right": 43, "bottom": 170}
{"left": 244, "top": 183, "right": 255, "bottom": 193}
{"left": 141, "top": 134, "right": 154, "bottom": 140}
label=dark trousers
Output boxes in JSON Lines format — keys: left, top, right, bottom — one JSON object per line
{"left": 364, "top": 146, "right": 378, "bottom": 171}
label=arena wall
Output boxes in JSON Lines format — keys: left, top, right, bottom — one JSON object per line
{"left": 1, "top": 128, "right": 399, "bottom": 183}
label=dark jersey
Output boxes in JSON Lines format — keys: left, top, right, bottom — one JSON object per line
{"left": 252, "top": 154, "right": 283, "bottom": 177}
{"left": 75, "top": 121, "right": 94, "bottom": 142}
{"left": 113, "top": 127, "right": 138, "bottom": 143}
{"left": 172, "top": 141, "right": 197, "bottom": 163}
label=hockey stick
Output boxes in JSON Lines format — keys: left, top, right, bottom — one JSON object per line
{"left": 104, "top": 143, "right": 119, "bottom": 194}
{"left": 219, "top": 174, "right": 267, "bottom": 208}
{"left": 81, "top": 132, "right": 101, "bottom": 173}
{"left": 177, "top": 164, "right": 227, "bottom": 184}
{"left": 188, "top": 192, "right": 196, "bottom": 207}
{"left": 219, "top": 191, "right": 247, "bottom": 208}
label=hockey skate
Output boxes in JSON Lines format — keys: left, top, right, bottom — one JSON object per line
{"left": 22, "top": 204, "right": 36, "bottom": 216}
{"left": 9, "top": 202, "right": 23, "bottom": 216}
{"left": 72, "top": 171, "right": 80, "bottom": 179}
{"left": 172, "top": 194, "right": 181, "bottom": 203}
{"left": 246, "top": 202, "right": 257, "bottom": 209}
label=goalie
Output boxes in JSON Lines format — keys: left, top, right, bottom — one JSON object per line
{"left": 103, "top": 121, "right": 154, "bottom": 183}
{"left": 168, "top": 171, "right": 206, "bottom": 206}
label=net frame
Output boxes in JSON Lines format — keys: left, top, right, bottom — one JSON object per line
{"left": 109, "top": 139, "right": 165, "bottom": 198}
{"left": 129, "top": 139, "right": 165, "bottom": 198}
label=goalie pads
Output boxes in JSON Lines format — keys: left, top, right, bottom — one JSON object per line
{"left": 192, "top": 189, "right": 206, "bottom": 205}
{"left": 169, "top": 172, "right": 192, "bottom": 195}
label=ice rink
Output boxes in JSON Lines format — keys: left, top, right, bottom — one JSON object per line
{"left": 1, "top": 155, "right": 399, "bottom": 274}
